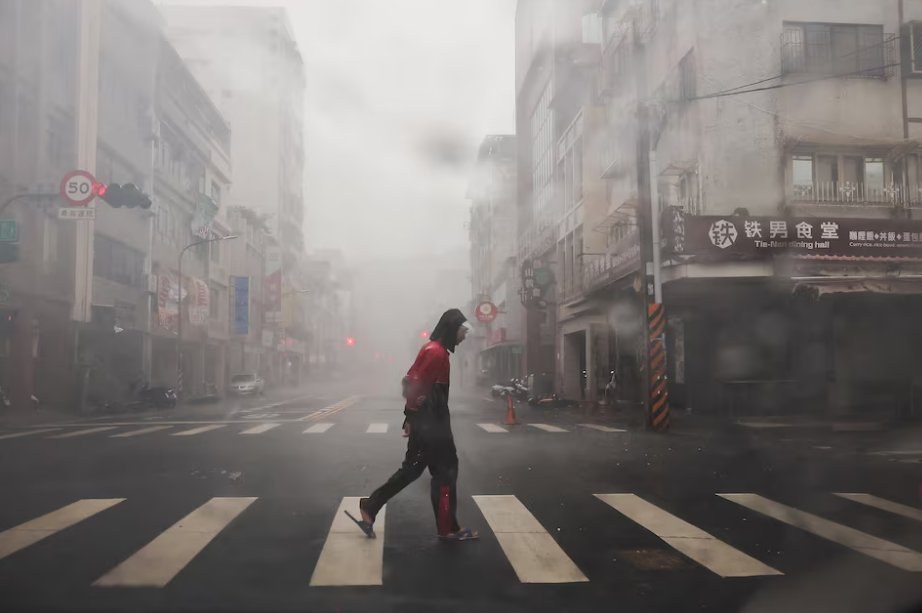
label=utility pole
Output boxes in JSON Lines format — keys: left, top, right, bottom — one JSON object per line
{"left": 72, "top": 0, "right": 101, "bottom": 413}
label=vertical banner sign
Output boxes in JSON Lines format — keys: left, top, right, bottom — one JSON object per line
{"left": 265, "top": 246, "right": 282, "bottom": 324}
{"left": 648, "top": 303, "right": 670, "bottom": 433}
{"left": 234, "top": 276, "right": 250, "bottom": 336}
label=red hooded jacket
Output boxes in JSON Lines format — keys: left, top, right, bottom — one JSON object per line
{"left": 403, "top": 340, "right": 450, "bottom": 412}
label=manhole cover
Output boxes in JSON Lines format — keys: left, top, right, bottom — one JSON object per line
{"left": 617, "top": 549, "right": 694, "bottom": 571}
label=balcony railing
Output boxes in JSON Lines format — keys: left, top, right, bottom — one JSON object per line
{"left": 791, "top": 181, "right": 902, "bottom": 206}
{"left": 659, "top": 194, "right": 700, "bottom": 216}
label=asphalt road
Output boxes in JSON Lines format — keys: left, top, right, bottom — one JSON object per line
{"left": 1, "top": 381, "right": 922, "bottom": 613}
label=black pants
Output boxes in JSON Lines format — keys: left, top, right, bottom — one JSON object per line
{"left": 364, "top": 412, "right": 460, "bottom": 535}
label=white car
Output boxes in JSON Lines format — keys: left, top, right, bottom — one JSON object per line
{"left": 230, "top": 373, "right": 265, "bottom": 396}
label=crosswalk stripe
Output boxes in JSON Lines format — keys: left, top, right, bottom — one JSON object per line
{"left": 366, "top": 423, "right": 388, "bottom": 434}
{"left": 110, "top": 426, "right": 173, "bottom": 438}
{"left": 473, "top": 495, "right": 588, "bottom": 583}
{"left": 0, "top": 499, "right": 125, "bottom": 561}
{"left": 477, "top": 423, "right": 508, "bottom": 433}
{"left": 0, "top": 428, "right": 61, "bottom": 440}
{"left": 304, "top": 423, "right": 335, "bottom": 434}
{"left": 94, "top": 497, "right": 257, "bottom": 587}
{"left": 579, "top": 424, "right": 626, "bottom": 433}
{"left": 528, "top": 424, "right": 567, "bottom": 433}
{"left": 47, "top": 427, "right": 119, "bottom": 439}
{"left": 595, "top": 494, "right": 781, "bottom": 577}
{"left": 171, "top": 424, "right": 226, "bottom": 437}
{"left": 719, "top": 493, "right": 922, "bottom": 571}
{"left": 834, "top": 493, "right": 922, "bottom": 523}
{"left": 310, "top": 497, "right": 386, "bottom": 586}
{"left": 239, "top": 423, "right": 280, "bottom": 435}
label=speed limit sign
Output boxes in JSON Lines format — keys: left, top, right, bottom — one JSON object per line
{"left": 59, "top": 170, "right": 98, "bottom": 207}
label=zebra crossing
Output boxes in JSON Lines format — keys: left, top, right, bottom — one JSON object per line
{"left": 0, "top": 420, "right": 629, "bottom": 441}
{"left": 1, "top": 491, "right": 920, "bottom": 588}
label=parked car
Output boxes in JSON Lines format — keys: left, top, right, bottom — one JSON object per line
{"left": 229, "top": 373, "right": 265, "bottom": 396}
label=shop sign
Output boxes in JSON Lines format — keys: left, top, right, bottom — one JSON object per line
{"left": 233, "top": 277, "right": 249, "bottom": 336}
{"left": 666, "top": 209, "right": 922, "bottom": 260}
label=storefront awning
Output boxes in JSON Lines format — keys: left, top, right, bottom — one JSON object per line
{"left": 793, "top": 276, "right": 922, "bottom": 296}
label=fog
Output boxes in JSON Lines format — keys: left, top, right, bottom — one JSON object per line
{"left": 162, "top": 0, "right": 516, "bottom": 352}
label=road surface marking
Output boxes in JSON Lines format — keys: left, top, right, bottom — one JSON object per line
{"left": 0, "top": 499, "right": 124, "bottom": 561}
{"left": 579, "top": 424, "right": 627, "bottom": 433}
{"left": 310, "top": 497, "right": 386, "bottom": 586}
{"left": 297, "top": 395, "right": 362, "bottom": 422}
{"left": 94, "top": 497, "right": 257, "bottom": 587}
{"left": 366, "top": 423, "right": 388, "bottom": 434}
{"left": 719, "top": 493, "right": 922, "bottom": 571}
{"left": 473, "top": 495, "right": 588, "bottom": 583}
{"left": 834, "top": 493, "right": 922, "bottom": 523}
{"left": 595, "top": 494, "right": 781, "bottom": 577}
{"left": 47, "top": 427, "right": 118, "bottom": 439}
{"left": 110, "top": 426, "right": 173, "bottom": 438}
{"left": 0, "top": 428, "right": 61, "bottom": 440}
{"left": 868, "top": 449, "right": 922, "bottom": 456}
{"left": 304, "top": 423, "right": 335, "bottom": 434}
{"left": 528, "top": 424, "right": 568, "bottom": 433}
{"left": 477, "top": 423, "right": 508, "bottom": 433}
{"left": 171, "top": 425, "right": 227, "bottom": 437}
{"left": 239, "top": 423, "right": 280, "bottom": 435}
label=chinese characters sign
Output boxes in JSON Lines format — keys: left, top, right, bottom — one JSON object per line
{"left": 668, "top": 211, "right": 922, "bottom": 259}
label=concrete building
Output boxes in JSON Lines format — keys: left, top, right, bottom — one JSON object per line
{"left": 575, "top": 0, "right": 922, "bottom": 418}
{"left": 226, "top": 207, "right": 271, "bottom": 380}
{"left": 159, "top": 5, "right": 306, "bottom": 280}
{"left": 514, "top": 0, "right": 609, "bottom": 400}
{"left": 467, "top": 135, "right": 523, "bottom": 384}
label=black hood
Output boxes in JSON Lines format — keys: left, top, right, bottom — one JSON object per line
{"left": 429, "top": 308, "right": 467, "bottom": 353}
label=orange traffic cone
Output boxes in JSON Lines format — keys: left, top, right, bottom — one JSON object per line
{"left": 504, "top": 393, "right": 518, "bottom": 426}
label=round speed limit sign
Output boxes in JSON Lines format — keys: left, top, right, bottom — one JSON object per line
{"left": 59, "top": 170, "right": 98, "bottom": 207}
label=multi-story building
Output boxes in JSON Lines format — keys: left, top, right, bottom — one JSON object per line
{"left": 514, "top": 0, "right": 609, "bottom": 399}
{"left": 226, "top": 207, "right": 271, "bottom": 379}
{"left": 573, "top": 0, "right": 922, "bottom": 418}
{"left": 160, "top": 5, "right": 307, "bottom": 376}
{"left": 467, "top": 135, "right": 522, "bottom": 384}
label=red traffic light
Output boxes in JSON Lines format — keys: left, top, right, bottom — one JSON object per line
{"left": 346, "top": 337, "right": 355, "bottom": 346}
{"left": 94, "top": 183, "right": 107, "bottom": 197}
{"left": 421, "top": 331, "right": 429, "bottom": 338}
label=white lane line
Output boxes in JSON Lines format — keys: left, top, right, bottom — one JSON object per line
{"left": 477, "top": 423, "right": 509, "bottom": 433}
{"left": 171, "top": 424, "right": 227, "bottom": 437}
{"left": 239, "top": 423, "right": 280, "bottom": 435}
{"left": 719, "top": 493, "right": 922, "bottom": 571}
{"left": 528, "top": 424, "right": 568, "bottom": 433}
{"left": 47, "top": 427, "right": 119, "bottom": 439}
{"left": 473, "top": 495, "right": 588, "bottom": 584}
{"left": 110, "top": 426, "right": 174, "bottom": 438}
{"left": 304, "top": 423, "right": 335, "bottom": 434}
{"left": 0, "top": 428, "right": 62, "bottom": 440}
{"left": 595, "top": 494, "right": 781, "bottom": 577}
{"left": 834, "top": 493, "right": 922, "bottom": 524}
{"left": 310, "top": 497, "right": 386, "bottom": 586}
{"left": 868, "top": 449, "right": 922, "bottom": 456}
{"left": 579, "top": 424, "right": 627, "bottom": 433}
{"left": 0, "top": 499, "right": 125, "bottom": 561}
{"left": 366, "top": 423, "right": 388, "bottom": 434}
{"left": 94, "top": 497, "right": 257, "bottom": 587}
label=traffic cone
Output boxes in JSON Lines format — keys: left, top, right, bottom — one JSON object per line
{"left": 504, "top": 393, "right": 517, "bottom": 426}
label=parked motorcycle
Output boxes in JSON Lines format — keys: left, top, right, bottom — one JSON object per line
{"left": 129, "top": 380, "right": 177, "bottom": 410}
{"left": 491, "top": 379, "right": 529, "bottom": 401}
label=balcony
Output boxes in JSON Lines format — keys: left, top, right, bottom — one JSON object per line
{"left": 659, "top": 194, "right": 700, "bottom": 216}
{"left": 791, "top": 181, "right": 902, "bottom": 207}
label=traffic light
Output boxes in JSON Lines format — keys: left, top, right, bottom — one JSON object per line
{"left": 346, "top": 337, "right": 355, "bottom": 346}
{"left": 421, "top": 331, "right": 429, "bottom": 338}
{"left": 98, "top": 183, "right": 152, "bottom": 209}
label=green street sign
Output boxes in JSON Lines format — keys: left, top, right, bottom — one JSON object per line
{"left": 0, "top": 220, "right": 18, "bottom": 242}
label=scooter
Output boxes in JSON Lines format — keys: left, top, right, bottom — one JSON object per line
{"left": 130, "top": 381, "right": 177, "bottom": 410}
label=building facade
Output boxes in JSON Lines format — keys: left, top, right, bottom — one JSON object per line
{"left": 467, "top": 135, "right": 523, "bottom": 384}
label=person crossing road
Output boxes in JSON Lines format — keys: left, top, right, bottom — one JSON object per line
{"left": 347, "top": 308, "right": 478, "bottom": 541}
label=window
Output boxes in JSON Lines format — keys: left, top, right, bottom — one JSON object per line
{"left": 782, "top": 22, "right": 888, "bottom": 78}
{"left": 791, "top": 153, "right": 892, "bottom": 202}
{"left": 678, "top": 51, "right": 696, "bottom": 100}
{"left": 210, "top": 286, "right": 220, "bottom": 319}
{"left": 531, "top": 81, "right": 555, "bottom": 222}
{"left": 211, "top": 181, "right": 221, "bottom": 205}
{"left": 94, "top": 234, "right": 145, "bottom": 288}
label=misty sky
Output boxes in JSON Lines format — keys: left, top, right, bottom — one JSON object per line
{"left": 162, "top": 0, "right": 517, "bottom": 261}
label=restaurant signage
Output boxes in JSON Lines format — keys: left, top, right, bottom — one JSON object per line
{"left": 665, "top": 209, "right": 922, "bottom": 259}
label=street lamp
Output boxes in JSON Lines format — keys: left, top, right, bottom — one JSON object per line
{"left": 176, "top": 234, "right": 238, "bottom": 396}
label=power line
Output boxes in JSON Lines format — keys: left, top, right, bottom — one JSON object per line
{"left": 693, "top": 33, "right": 901, "bottom": 101}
